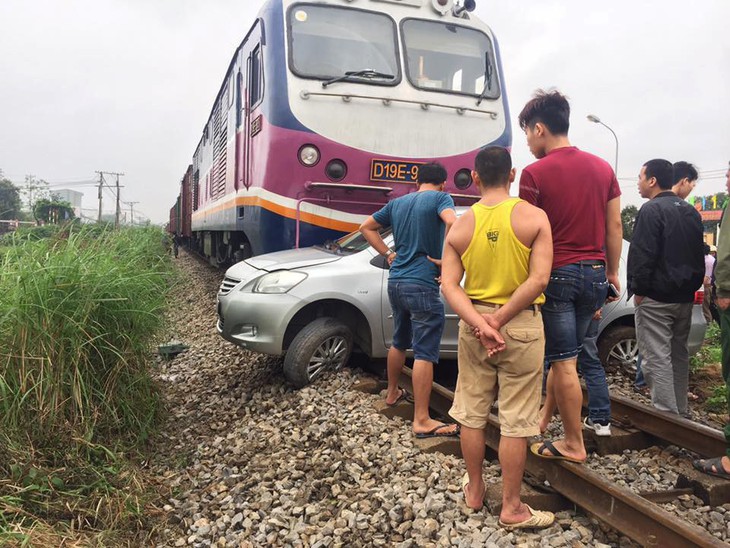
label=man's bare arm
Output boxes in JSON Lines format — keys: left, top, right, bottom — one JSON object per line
{"left": 605, "top": 196, "right": 622, "bottom": 294}
{"left": 491, "top": 210, "right": 553, "bottom": 328}
{"left": 359, "top": 216, "right": 391, "bottom": 258}
{"left": 439, "top": 208, "right": 457, "bottom": 237}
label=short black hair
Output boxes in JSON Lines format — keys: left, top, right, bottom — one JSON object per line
{"left": 704, "top": 243, "right": 711, "bottom": 255}
{"left": 643, "top": 159, "right": 674, "bottom": 190}
{"left": 474, "top": 146, "right": 512, "bottom": 187}
{"left": 417, "top": 162, "right": 447, "bottom": 185}
{"left": 518, "top": 89, "right": 570, "bottom": 135}
{"left": 673, "top": 161, "right": 699, "bottom": 184}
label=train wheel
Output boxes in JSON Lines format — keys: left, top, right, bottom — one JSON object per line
{"left": 283, "top": 318, "right": 353, "bottom": 388}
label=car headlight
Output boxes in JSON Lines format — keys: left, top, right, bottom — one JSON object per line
{"left": 251, "top": 271, "right": 307, "bottom": 294}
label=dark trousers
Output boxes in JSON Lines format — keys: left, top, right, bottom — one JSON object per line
{"left": 720, "top": 307, "right": 730, "bottom": 458}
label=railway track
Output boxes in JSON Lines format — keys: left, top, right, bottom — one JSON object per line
{"left": 392, "top": 366, "right": 727, "bottom": 548}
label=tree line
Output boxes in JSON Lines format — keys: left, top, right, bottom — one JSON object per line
{"left": 0, "top": 169, "right": 75, "bottom": 225}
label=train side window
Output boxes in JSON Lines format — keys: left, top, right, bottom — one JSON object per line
{"left": 249, "top": 46, "right": 263, "bottom": 107}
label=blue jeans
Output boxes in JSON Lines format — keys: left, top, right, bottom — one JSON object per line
{"left": 387, "top": 282, "right": 444, "bottom": 364}
{"left": 578, "top": 317, "right": 611, "bottom": 423}
{"left": 543, "top": 262, "right": 609, "bottom": 363}
{"left": 635, "top": 354, "right": 647, "bottom": 388}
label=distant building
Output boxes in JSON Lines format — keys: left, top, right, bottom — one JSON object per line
{"left": 52, "top": 189, "right": 83, "bottom": 218}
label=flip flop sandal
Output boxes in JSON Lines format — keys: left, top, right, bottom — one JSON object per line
{"left": 530, "top": 440, "right": 585, "bottom": 464}
{"left": 499, "top": 505, "right": 555, "bottom": 530}
{"left": 386, "top": 388, "right": 411, "bottom": 407}
{"left": 693, "top": 457, "right": 730, "bottom": 480}
{"left": 415, "top": 423, "right": 460, "bottom": 439}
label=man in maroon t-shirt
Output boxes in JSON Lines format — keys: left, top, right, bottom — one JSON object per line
{"left": 518, "top": 90, "right": 622, "bottom": 464}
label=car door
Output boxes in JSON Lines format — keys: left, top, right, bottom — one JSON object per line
{"left": 377, "top": 235, "right": 459, "bottom": 357}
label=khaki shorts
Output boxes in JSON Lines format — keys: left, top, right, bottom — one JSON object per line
{"left": 449, "top": 303, "right": 544, "bottom": 437}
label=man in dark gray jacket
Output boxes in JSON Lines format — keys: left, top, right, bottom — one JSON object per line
{"left": 627, "top": 159, "right": 704, "bottom": 416}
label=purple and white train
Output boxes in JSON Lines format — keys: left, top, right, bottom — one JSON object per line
{"left": 171, "top": 0, "right": 511, "bottom": 265}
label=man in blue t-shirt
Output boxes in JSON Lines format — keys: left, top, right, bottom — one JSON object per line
{"left": 360, "top": 163, "right": 458, "bottom": 438}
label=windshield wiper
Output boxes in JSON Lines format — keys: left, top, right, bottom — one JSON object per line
{"left": 322, "top": 69, "right": 395, "bottom": 89}
{"left": 476, "top": 52, "right": 494, "bottom": 106}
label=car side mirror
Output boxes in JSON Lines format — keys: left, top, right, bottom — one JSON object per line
{"left": 369, "top": 254, "right": 390, "bottom": 270}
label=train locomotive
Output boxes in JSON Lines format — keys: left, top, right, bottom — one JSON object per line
{"left": 169, "top": 0, "right": 511, "bottom": 266}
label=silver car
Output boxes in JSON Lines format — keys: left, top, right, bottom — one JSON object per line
{"left": 217, "top": 223, "right": 707, "bottom": 387}
{"left": 597, "top": 240, "right": 707, "bottom": 373}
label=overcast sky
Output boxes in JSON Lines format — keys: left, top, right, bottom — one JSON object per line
{"left": 1, "top": 0, "right": 728, "bottom": 223}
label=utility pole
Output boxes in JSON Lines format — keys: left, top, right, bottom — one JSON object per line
{"left": 95, "top": 171, "right": 105, "bottom": 223}
{"left": 95, "top": 170, "right": 124, "bottom": 226}
{"left": 23, "top": 174, "right": 43, "bottom": 214}
{"left": 115, "top": 173, "right": 121, "bottom": 229}
{"left": 127, "top": 201, "right": 139, "bottom": 225}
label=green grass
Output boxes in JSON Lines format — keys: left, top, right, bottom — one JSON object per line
{"left": 0, "top": 223, "right": 175, "bottom": 545}
{"left": 690, "top": 322, "right": 721, "bottom": 373}
{"left": 689, "top": 322, "right": 728, "bottom": 416}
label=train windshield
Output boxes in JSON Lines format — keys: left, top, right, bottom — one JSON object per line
{"left": 401, "top": 19, "right": 500, "bottom": 100}
{"left": 288, "top": 5, "right": 399, "bottom": 85}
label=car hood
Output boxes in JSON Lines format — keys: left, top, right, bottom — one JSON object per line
{"left": 242, "top": 247, "right": 342, "bottom": 272}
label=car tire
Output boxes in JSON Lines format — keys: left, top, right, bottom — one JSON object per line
{"left": 283, "top": 317, "right": 353, "bottom": 388}
{"left": 598, "top": 325, "right": 638, "bottom": 372}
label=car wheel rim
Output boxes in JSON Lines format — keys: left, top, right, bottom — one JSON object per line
{"left": 609, "top": 338, "right": 638, "bottom": 371}
{"left": 307, "top": 335, "right": 349, "bottom": 380}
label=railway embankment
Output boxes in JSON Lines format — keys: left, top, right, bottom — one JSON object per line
{"left": 0, "top": 224, "right": 174, "bottom": 546}
{"left": 149, "top": 252, "right": 634, "bottom": 547}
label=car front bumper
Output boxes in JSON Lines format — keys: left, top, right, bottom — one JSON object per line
{"left": 217, "top": 291, "right": 301, "bottom": 355}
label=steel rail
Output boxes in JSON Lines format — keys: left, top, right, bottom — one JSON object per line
{"left": 400, "top": 367, "right": 726, "bottom": 548}
{"left": 590, "top": 389, "right": 727, "bottom": 458}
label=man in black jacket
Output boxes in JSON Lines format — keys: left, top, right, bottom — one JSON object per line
{"left": 628, "top": 159, "right": 704, "bottom": 416}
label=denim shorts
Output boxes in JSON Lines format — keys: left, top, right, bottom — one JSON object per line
{"left": 387, "top": 281, "right": 444, "bottom": 364}
{"left": 543, "top": 262, "right": 608, "bottom": 363}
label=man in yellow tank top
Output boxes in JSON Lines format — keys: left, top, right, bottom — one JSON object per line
{"left": 441, "top": 147, "right": 555, "bottom": 529}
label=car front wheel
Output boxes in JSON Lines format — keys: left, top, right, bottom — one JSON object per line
{"left": 283, "top": 317, "right": 353, "bottom": 388}
{"left": 598, "top": 325, "right": 638, "bottom": 373}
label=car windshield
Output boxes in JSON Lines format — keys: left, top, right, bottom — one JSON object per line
{"left": 401, "top": 19, "right": 499, "bottom": 100}
{"left": 316, "top": 227, "right": 393, "bottom": 255}
{"left": 288, "top": 4, "right": 399, "bottom": 85}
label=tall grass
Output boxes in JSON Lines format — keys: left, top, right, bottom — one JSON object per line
{"left": 0, "top": 224, "right": 174, "bottom": 543}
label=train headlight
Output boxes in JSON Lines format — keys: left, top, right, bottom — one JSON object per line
{"left": 298, "top": 145, "right": 320, "bottom": 166}
{"left": 454, "top": 169, "right": 473, "bottom": 189}
{"left": 325, "top": 159, "right": 347, "bottom": 181}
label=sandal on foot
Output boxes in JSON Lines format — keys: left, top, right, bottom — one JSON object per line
{"left": 693, "top": 457, "right": 730, "bottom": 480}
{"left": 415, "top": 423, "right": 460, "bottom": 439}
{"left": 499, "top": 505, "right": 555, "bottom": 530}
{"left": 461, "top": 473, "right": 487, "bottom": 511}
{"left": 386, "top": 388, "right": 411, "bottom": 407}
{"left": 530, "top": 440, "right": 585, "bottom": 464}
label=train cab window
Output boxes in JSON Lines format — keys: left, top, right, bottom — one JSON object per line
{"left": 401, "top": 19, "right": 499, "bottom": 100}
{"left": 287, "top": 4, "right": 399, "bottom": 86}
{"left": 249, "top": 46, "right": 263, "bottom": 107}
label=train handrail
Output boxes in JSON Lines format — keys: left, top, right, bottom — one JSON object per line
{"left": 299, "top": 90, "right": 499, "bottom": 119}
{"left": 305, "top": 181, "right": 393, "bottom": 193}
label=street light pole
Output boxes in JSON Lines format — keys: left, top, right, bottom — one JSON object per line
{"left": 587, "top": 114, "right": 619, "bottom": 175}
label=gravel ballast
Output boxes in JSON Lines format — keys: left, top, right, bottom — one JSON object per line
{"left": 149, "top": 253, "right": 728, "bottom": 547}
